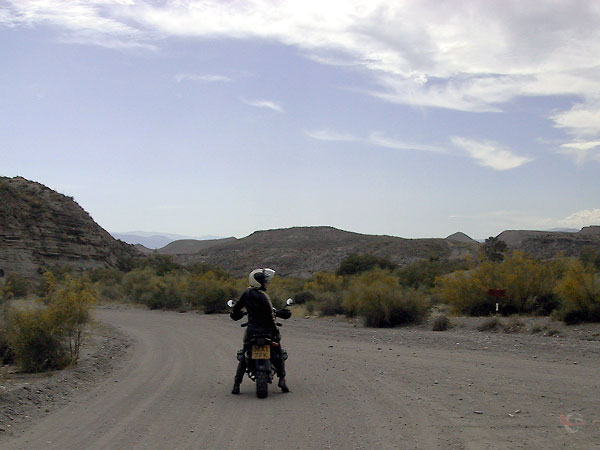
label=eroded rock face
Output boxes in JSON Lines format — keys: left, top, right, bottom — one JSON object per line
{"left": 0, "top": 176, "right": 137, "bottom": 278}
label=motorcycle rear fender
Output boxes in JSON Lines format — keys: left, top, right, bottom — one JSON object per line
{"left": 254, "top": 358, "right": 271, "bottom": 372}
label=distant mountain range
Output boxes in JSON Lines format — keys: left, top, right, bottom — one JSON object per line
{"left": 2, "top": 176, "right": 599, "bottom": 279}
{"left": 110, "top": 231, "right": 223, "bottom": 249}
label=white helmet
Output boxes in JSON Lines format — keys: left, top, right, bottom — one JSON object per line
{"left": 249, "top": 268, "right": 275, "bottom": 288}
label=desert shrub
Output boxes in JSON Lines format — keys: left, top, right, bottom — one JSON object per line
{"left": 318, "top": 292, "right": 344, "bottom": 316}
{"left": 87, "top": 267, "right": 124, "bottom": 285}
{"left": 135, "top": 254, "right": 181, "bottom": 276}
{"left": 292, "top": 290, "right": 316, "bottom": 305}
{"left": 187, "top": 262, "right": 231, "bottom": 278}
{"left": 336, "top": 253, "right": 396, "bottom": 276}
{"left": 0, "top": 325, "right": 14, "bottom": 364}
{"left": 523, "top": 293, "right": 561, "bottom": 316}
{"left": 555, "top": 261, "right": 600, "bottom": 324}
{"left": 343, "top": 269, "right": 428, "bottom": 327}
{"left": 432, "top": 315, "right": 450, "bottom": 331}
{"left": 435, "top": 252, "right": 566, "bottom": 316}
{"left": 97, "top": 282, "right": 123, "bottom": 302}
{"left": 39, "top": 271, "right": 58, "bottom": 298}
{"left": 502, "top": 317, "right": 525, "bottom": 333}
{"left": 121, "top": 268, "right": 155, "bottom": 302}
{"left": 530, "top": 324, "right": 547, "bottom": 334}
{"left": 1, "top": 273, "right": 30, "bottom": 299}
{"left": 304, "top": 272, "right": 344, "bottom": 293}
{"left": 6, "top": 275, "right": 96, "bottom": 372}
{"left": 495, "top": 253, "right": 565, "bottom": 315}
{"left": 186, "top": 271, "right": 238, "bottom": 314}
{"left": 434, "top": 265, "right": 494, "bottom": 316}
{"left": 141, "top": 273, "right": 186, "bottom": 310}
{"left": 7, "top": 308, "right": 68, "bottom": 372}
{"left": 44, "top": 276, "right": 97, "bottom": 363}
{"left": 580, "top": 246, "right": 600, "bottom": 271}
{"left": 268, "top": 276, "right": 304, "bottom": 307}
{"left": 396, "top": 258, "right": 470, "bottom": 289}
{"left": 305, "top": 301, "right": 316, "bottom": 315}
{"left": 477, "top": 317, "right": 501, "bottom": 332}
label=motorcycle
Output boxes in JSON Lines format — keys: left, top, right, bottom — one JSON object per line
{"left": 227, "top": 298, "right": 293, "bottom": 398}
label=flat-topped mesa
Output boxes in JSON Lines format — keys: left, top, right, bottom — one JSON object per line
{"left": 0, "top": 176, "right": 138, "bottom": 278}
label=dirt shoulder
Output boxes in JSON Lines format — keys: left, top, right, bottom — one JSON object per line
{"left": 0, "top": 315, "right": 133, "bottom": 437}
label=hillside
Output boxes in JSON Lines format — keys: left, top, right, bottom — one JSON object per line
{"left": 0, "top": 176, "right": 138, "bottom": 278}
{"left": 497, "top": 227, "right": 600, "bottom": 258}
{"left": 157, "top": 237, "right": 237, "bottom": 255}
{"left": 173, "top": 226, "right": 480, "bottom": 277}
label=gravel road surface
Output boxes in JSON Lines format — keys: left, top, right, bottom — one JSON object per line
{"left": 2, "top": 308, "right": 599, "bottom": 449}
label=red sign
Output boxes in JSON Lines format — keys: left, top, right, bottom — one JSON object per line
{"left": 488, "top": 288, "right": 506, "bottom": 297}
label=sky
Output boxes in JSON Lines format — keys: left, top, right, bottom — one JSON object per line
{"left": 1, "top": 0, "right": 599, "bottom": 240}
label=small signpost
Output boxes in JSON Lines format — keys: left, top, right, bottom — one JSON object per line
{"left": 488, "top": 288, "right": 506, "bottom": 313}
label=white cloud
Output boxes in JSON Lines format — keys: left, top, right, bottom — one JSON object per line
{"left": 367, "top": 131, "right": 445, "bottom": 153}
{"left": 2, "top": 0, "right": 144, "bottom": 48}
{"left": 175, "top": 73, "right": 232, "bottom": 83}
{"left": 560, "top": 209, "right": 600, "bottom": 227}
{"left": 558, "top": 140, "right": 600, "bottom": 165}
{"left": 451, "top": 136, "right": 533, "bottom": 171}
{"left": 306, "top": 129, "right": 444, "bottom": 153}
{"left": 241, "top": 98, "right": 284, "bottom": 113}
{"left": 3, "top": 0, "right": 600, "bottom": 135}
{"left": 551, "top": 99, "right": 600, "bottom": 138}
{"left": 305, "top": 129, "right": 357, "bottom": 142}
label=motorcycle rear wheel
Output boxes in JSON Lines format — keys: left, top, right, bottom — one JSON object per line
{"left": 256, "top": 371, "right": 269, "bottom": 398}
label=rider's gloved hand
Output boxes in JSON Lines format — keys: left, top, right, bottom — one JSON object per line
{"left": 275, "top": 309, "right": 292, "bottom": 320}
{"left": 230, "top": 310, "right": 244, "bottom": 321}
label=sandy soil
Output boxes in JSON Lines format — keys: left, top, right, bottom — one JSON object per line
{"left": 1, "top": 308, "right": 599, "bottom": 449}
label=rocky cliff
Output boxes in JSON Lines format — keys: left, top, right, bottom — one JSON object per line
{"left": 0, "top": 176, "right": 137, "bottom": 278}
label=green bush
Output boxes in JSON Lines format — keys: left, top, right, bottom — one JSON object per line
{"left": 336, "top": 253, "right": 397, "bottom": 276}
{"left": 293, "top": 290, "right": 316, "bottom": 305}
{"left": 186, "top": 272, "right": 238, "bottom": 314}
{"left": 318, "top": 292, "right": 344, "bottom": 316}
{"left": 396, "top": 258, "right": 470, "bottom": 289}
{"left": 343, "top": 269, "right": 428, "bottom": 327}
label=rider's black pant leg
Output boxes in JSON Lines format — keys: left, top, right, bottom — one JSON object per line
{"left": 273, "top": 347, "right": 286, "bottom": 378}
{"left": 234, "top": 357, "right": 246, "bottom": 384}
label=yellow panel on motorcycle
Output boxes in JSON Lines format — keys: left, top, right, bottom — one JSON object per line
{"left": 252, "top": 345, "right": 270, "bottom": 359}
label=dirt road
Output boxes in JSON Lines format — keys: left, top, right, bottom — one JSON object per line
{"left": 2, "top": 308, "right": 599, "bottom": 449}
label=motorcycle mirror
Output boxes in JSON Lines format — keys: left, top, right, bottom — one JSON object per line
{"left": 227, "top": 299, "right": 235, "bottom": 308}
{"left": 286, "top": 298, "right": 294, "bottom": 306}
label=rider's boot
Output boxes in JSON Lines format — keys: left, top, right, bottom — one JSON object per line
{"left": 232, "top": 350, "right": 246, "bottom": 395}
{"left": 278, "top": 376, "right": 289, "bottom": 393}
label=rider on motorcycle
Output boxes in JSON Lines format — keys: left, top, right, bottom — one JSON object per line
{"left": 230, "top": 268, "right": 291, "bottom": 395}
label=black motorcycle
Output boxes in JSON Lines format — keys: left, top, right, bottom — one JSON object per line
{"left": 227, "top": 298, "right": 293, "bottom": 398}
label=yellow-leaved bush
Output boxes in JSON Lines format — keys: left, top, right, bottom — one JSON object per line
{"left": 7, "top": 274, "right": 96, "bottom": 372}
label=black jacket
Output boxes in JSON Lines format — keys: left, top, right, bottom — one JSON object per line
{"left": 231, "top": 287, "right": 277, "bottom": 331}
